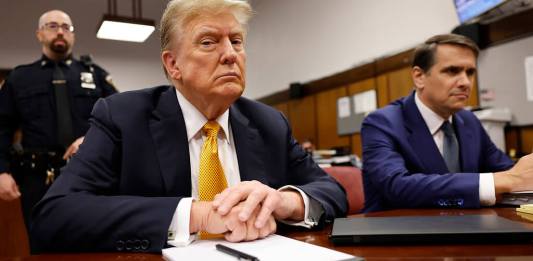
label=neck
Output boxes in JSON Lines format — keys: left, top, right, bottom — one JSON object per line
{"left": 416, "top": 91, "right": 453, "bottom": 120}
{"left": 175, "top": 86, "right": 233, "bottom": 121}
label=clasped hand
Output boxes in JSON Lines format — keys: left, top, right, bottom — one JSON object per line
{"left": 191, "top": 180, "right": 304, "bottom": 242}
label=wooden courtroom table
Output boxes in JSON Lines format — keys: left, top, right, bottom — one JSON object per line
{"left": 2, "top": 208, "right": 533, "bottom": 260}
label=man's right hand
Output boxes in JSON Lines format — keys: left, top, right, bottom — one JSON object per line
{"left": 190, "top": 201, "right": 276, "bottom": 242}
{"left": 0, "top": 173, "right": 21, "bottom": 201}
{"left": 494, "top": 153, "right": 533, "bottom": 195}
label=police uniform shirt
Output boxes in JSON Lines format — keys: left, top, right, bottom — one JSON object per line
{"left": 0, "top": 55, "right": 117, "bottom": 173}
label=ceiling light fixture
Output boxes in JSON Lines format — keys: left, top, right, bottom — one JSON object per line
{"left": 96, "top": 0, "right": 155, "bottom": 43}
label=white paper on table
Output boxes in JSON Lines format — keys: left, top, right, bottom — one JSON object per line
{"left": 337, "top": 96, "right": 351, "bottom": 118}
{"left": 162, "top": 234, "right": 359, "bottom": 261}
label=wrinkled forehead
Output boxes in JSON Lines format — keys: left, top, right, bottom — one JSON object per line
{"left": 188, "top": 12, "right": 242, "bottom": 34}
{"left": 39, "top": 11, "right": 73, "bottom": 28}
{"left": 174, "top": 11, "right": 244, "bottom": 46}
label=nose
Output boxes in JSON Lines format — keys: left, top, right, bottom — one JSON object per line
{"left": 219, "top": 38, "right": 237, "bottom": 65}
{"left": 56, "top": 27, "right": 65, "bottom": 35}
{"left": 457, "top": 71, "right": 472, "bottom": 88}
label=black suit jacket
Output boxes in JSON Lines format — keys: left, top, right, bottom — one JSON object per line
{"left": 31, "top": 86, "right": 347, "bottom": 253}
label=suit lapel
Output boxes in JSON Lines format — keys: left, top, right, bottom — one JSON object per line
{"left": 229, "top": 102, "right": 267, "bottom": 183}
{"left": 454, "top": 113, "right": 474, "bottom": 172}
{"left": 149, "top": 87, "right": 191, "bottom": 196}
{"left": 403, "top": 92, "right": 449, "bottom": 173}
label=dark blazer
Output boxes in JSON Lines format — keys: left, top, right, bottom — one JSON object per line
{"left": 361, "top": 92, "right": 513, "bottom": 212}
{"left": 30, "top": 86, "right": 347, "bottom": 253}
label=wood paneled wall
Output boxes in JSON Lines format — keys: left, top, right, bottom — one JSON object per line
{"left": 268, "top": 65, "right": 482, "bottom": 155}
{"left": 263, "top": 8, "right": 533, "bottom": 157}
{"left": 288, "top": 96, "right": 316, "bottom": 145}
{"left": 316, "top": 87, "right": 350, "bottom": 150}
{"left": 0, "top": 200, "right": 29, "bottom": 257}
{"left": 347, "top": 79, "right": 376, "bottom": 157}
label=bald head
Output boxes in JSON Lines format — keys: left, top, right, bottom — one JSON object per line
{"left": 38, "top": 10, "right": 72, "bottom": 29}
{"left": 36, "top": 10, "right": 75, "bottom": 61}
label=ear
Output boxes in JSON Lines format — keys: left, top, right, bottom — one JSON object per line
{"left": 161, "top": 50, "right": 181, "bottom": 80}
{"left": 36, "top": 30, "right": 44, "bottom": 43}
{"left": 412, "top": 66, "right": 426, "bottom": 91}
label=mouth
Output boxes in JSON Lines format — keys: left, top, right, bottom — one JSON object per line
{"left": 217, "top": 72, "right": 240, "bottom": 79}
{"left": 451, "top": 93, "right": 469, "bottom": 99}
{"left": 53, "top": 39, "right": 67, "bottom": 46}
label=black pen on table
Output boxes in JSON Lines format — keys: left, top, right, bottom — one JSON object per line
{"left": 215, "top": 243, "right": 260, "bottom": 261}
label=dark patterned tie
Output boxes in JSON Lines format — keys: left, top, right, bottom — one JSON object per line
{"left": 441, "top": 121, "right": 460, "bottom": 173}
{"left": 52, "top": 62, "right": 74, "bottom": 148}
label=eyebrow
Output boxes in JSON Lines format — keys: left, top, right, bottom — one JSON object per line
{"left": 193, "top": 26, "right": 244, "bottom": 39}
{"left": 441, "top": 65, "right": 476, "bottom": 70}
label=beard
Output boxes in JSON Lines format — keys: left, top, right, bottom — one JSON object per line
{"left": 49, "top": 37, "right": 70, "bottom": 54}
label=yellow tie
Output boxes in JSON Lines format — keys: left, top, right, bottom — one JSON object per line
{"left": 198, "top": 121, "right": 228, "bottom": 239}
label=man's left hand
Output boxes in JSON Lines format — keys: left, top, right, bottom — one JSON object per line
{"left": 63, "top": 137, "right": 85, "bottom": 160}
{"left": 212, "top": 180, "right": 305, "bottom": 229}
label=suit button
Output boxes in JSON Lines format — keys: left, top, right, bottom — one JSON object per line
{"left": 141, "top": 239, "right": 150, "bottom": 250}
{"left": 125, "top": 240, "right": 133, "bottom": 251}
{"left": 116, "top": 240, "right": 125, "bottom": 251}
{"left": 134, "top": 240, "right": 141, "bottom": 250}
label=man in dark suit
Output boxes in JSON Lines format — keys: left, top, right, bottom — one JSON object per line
{"left": 362, "top": 34, "right": 533, "bottom": 212}
{"left": 30, "top": 0, "right": 347, "bottom": 253}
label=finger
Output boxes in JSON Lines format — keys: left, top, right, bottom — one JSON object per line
{"left": 270, "top": 216, "right": 277, "bottom": 234}
{"left": 1, "top": 188, "right": 18, "bottom": 201}
{"left": 7, "top": 190, "right": 19, "bottom": 200}
{"left": 245, "top": 208, "right": 260, "bottom": 241}
{"left": 0, "top": 192, "right": 7, "bottom": 201}
{"left": 217, "top": 186, "right": 252, "bottom": 215}
{"left": 255, "top": 191, "right": 281, "bottom": 228}
{"left": 224, "top": 218, "right": 246, "bottom": 242}
{"left": 238, "top": 189, "right": 267, "bottom": 222}
{"left": 11, "top": 182, "right": 21, "bottom": 198}
{"left": 212, "top": 189, "right": 230, "bottom": 209}
{"left": 71, "top": 145, "right": 79, "bottom": 155}
{"left": 63, "top": 145, "right": 74, "bottom": 160}
{"left": 259, "top": 216, "right": 276, "bottom": 238}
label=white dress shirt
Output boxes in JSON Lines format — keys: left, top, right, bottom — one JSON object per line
{"left": 414, "top": 92, "right": 496, "bottom": 206}
{"left": 167, "top": 90, "right": 319, "bottom": 247}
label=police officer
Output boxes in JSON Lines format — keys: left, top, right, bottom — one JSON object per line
{"left": 0, "top": 10, "right": 117, "bottom": 229}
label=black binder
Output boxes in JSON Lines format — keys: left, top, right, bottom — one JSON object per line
{"left": 330, "top": 214, "right": 533, "bottom": 245}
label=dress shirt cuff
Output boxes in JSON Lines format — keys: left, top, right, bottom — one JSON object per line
{"left": 167, "top": 197, "right": 196, "bottom": 247}
{"left": 277, "top": 185, "right": 324, "bottom": 228}
{"left": 479, "top": 173, "right": 496, "bottom": 206}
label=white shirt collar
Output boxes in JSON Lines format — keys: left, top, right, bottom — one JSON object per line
{"left": 414, "top": 92, "right": 452, "bottom": 135}
{"left": 175, "top": 89, "right": 230, "bottom": 144}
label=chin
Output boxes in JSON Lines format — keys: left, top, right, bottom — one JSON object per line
{"left": 218, "top": 83, "right": 244, "bottom": 97}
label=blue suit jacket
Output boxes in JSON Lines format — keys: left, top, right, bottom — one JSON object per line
{"left": 31, "top": 86, "right": 347, "bottom": 253}
{"left": 361, "top": 92, "right": 513, "bottom": 212}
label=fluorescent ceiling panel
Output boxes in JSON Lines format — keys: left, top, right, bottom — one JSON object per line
{"left": 97, "top": 20, "right": 154, "bottom": 42}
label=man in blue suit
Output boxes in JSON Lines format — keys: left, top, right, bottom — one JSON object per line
{"left": 362, "top": 34, "right": 533, "bottom": 212}
{"left": 30, "top": 0, "right": 346, "bottom": 253}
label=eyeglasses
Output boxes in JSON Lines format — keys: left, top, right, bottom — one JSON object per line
{"left": 42, "top": 22, "right": 74, "bottom": 33}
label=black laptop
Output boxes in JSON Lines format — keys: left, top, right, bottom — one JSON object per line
{"left": 330, "top": 214, "right": 533, "bottom": 245}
